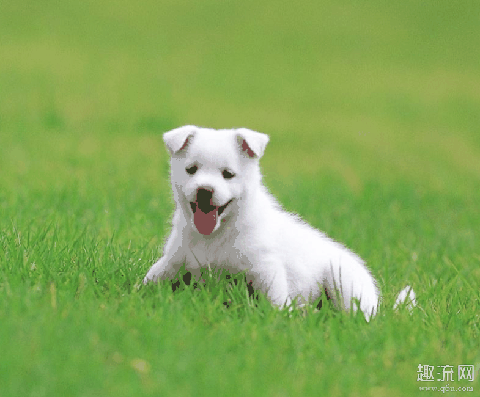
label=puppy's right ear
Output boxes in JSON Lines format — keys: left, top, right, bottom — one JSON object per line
{"left": 163, "top": 125, "right": 197, "bottom": 154}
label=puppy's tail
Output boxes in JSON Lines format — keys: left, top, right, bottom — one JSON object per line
{"left": 393, "top": 285, "right": 416, "bottom": 313}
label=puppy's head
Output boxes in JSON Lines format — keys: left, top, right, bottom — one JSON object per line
{"left": 163, "top": 125, "right": 269, "bottom": 236}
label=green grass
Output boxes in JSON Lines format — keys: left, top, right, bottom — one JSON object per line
{"left": 1, "top": 1, "right": 480, "bottom": 396}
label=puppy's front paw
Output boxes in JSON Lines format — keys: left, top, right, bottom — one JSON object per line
{"left": 143, "top": 275, "right": 153, "bottom": 285}
{"left": 143, "top": 272, "right": 156, "bottom": 284}
{"left": 143, "top": 258, "right": 167, "bottom": 284}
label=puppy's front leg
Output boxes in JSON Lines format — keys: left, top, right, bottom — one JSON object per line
{"left": 143, "top": 227, "right": 185, "bottom": 284}
{"left": 143, "top": 257, "right": 173, "bottom": 283}
{"left": 252, "top": 263, "right": 291, "bottom": 308}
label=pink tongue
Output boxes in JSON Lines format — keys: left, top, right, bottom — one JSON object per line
{"left": 194, "top": 207, "right": 218, "bottom": 235}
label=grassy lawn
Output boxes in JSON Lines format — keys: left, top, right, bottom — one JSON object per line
{"left": 1, "top": 1, "right": 479, "bottom": 396}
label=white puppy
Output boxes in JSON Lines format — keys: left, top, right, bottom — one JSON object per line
{"left": 144, "top": 125, "right": 413, "bottom": 321}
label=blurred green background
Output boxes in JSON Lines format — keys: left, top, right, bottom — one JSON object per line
{"left": 1, "top": 0, "right": 479, "bottom": 195}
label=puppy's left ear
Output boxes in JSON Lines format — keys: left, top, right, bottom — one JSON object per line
{"left": 163, "top": 125, "right": 197, "bottom": 155}
{"left": 236, "top": 128, "right": 270, "bottom": 159}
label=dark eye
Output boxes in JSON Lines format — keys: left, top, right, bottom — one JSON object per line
{"left": 222, "top": 169, "right": 235, "bottom": 179}
{"left": 186, "top": 165, "right": 198, "bottom": 175}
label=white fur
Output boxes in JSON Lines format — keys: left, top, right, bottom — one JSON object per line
{"left": 144, "top": 125, "right": 413, "bottom": 321}
{"left": 393, "top": 285, "right": 416, "bottom": 312}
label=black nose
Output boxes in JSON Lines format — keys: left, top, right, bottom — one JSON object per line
{"left": 196, "top": 189, "right": 216, "bottom": 213}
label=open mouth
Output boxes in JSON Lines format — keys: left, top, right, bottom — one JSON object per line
{"left": 189, "top": 189, "right": 232, "bottom": 235}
